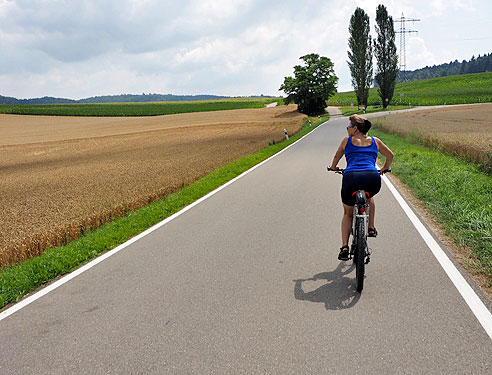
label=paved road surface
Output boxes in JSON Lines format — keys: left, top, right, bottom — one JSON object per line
{"left": 2, "top": 112, "right": 492, "bottom": 374}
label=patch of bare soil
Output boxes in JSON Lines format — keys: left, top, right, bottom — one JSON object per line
{"left": 0, "top": 105, "right": 306, "bottom": 267}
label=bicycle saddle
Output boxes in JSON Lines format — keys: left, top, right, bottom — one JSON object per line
{"left": 354, "top": 190, "right": 368, "bottom": 205}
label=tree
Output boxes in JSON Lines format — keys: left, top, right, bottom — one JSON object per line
{"left": 280, "top": 53, "right": 338, "bottom": 116}
{"left": 374, "top": 4, "right": 398, "bottom": 109}
{"left": 347, "top": 7, "right": 373, "bottom": 107}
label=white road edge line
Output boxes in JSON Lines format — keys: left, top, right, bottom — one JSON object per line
{"left": 0, "top": 120, "right": 328, "bottom": 322}
{"left": 382, "top": 174, "right": 492, "bottom": 341}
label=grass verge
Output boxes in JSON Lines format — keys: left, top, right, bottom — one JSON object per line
{"left": 338, "top": 105, "right": 413, "bottom": 116}
{"left": 0, "top": 114, "right": 327, "bottom": 309}
{"left": 371, "top": 127, "right": 492, "bottom": 287}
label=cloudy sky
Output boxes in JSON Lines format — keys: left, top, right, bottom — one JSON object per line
{"left": 1, "top": 0, "right": 491, "bottom": 99}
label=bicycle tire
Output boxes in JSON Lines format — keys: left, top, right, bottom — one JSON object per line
{"left": 355, "top": 217, "right": 366, "bottom": 292}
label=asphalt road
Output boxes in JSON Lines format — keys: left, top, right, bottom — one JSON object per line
{"left": 1, "top": 112, "right": 492, "bottom": 374}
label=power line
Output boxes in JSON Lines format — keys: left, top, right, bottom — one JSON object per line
{"left": 462, "top": 37, "right": 492, "bottom": 40}
{"left": 394, "top": 13, "right": 420, "bottom": 71}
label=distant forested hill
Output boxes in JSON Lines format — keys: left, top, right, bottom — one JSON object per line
{"left": 398, "top": 52, "right": 492, "bottom": 82}
{"left": 0, "top": 93, "right": 242, "bottom": 105}
{"left": 0, "top": 96, "right": 75, "bottom": 104}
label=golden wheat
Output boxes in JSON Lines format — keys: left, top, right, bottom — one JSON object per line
{"left": 0, "top": 105, "right": 305, "bottom": 267}
{"left": 375, "top": 103, "right": 492, "bottom": 166}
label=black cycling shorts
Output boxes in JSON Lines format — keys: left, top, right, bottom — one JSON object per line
{"left": 341, "top": 170, "right": 381, "bottom": 206}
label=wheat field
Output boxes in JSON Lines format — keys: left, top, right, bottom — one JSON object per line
{"left": 0, "top": 105, "right": 306, "bottom": 267}
{"left": 374, "top": 103, "right": 492, "bottom": 167}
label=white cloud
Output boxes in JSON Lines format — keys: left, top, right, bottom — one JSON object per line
{"left": 0, "top": 0, "right": 490, "bottom": 98}
{"left": 406, "top": 37, "right": 437, "bottom": 69}
{"left": 193, "top": 0, "right": 252, "bottom": 19}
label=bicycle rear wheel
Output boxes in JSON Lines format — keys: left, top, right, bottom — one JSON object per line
{"left": 355, "top": 217, "right": 366, "bottom": 292}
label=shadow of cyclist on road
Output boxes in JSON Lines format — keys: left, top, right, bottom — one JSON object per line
{"left": 293, "top": 262, "right": 360, "bottom": 310}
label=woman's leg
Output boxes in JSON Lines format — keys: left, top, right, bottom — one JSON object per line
{"left": 342, "top": 204, "right": 353, "bottom": 247}
{"left": 366, "top": 171, "right": 381, "bottom": 230}
{"left": 368, "top": 197, "right": 375, "bottom": 228}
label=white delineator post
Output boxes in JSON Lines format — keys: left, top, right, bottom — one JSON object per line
{"left": 283, "top": 129, "right": 289, "bottom": 140}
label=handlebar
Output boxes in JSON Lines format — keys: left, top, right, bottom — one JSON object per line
{"left": 327, "top": 167, "right": 391, "bottom": 175}
{"left": 327, "top": 166, "right": 344, "bottom": 174}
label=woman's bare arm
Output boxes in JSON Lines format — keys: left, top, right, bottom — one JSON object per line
{"left": 330, "top": 137, "right": 349, "bottom": 170}
{"left": 374, "top": 137, "right": 394, "bottom": 171}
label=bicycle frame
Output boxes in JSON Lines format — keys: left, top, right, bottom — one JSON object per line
{"left": 350, "top": 190, "right": 370, "bottom": 263}
{"left": 327, "top": 166, "right": 391, "bottom": 292}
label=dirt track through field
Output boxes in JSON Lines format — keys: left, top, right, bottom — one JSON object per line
{"left": 0, "top": 105, "right": 305, "bottom": 266}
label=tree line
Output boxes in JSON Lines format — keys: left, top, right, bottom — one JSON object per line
{"left": 0, "top": 93, "right": 234, "bottom": 105}
{"left": 398, "top": 53, "right": 492, "bottom": 82}
{"left": 281, "top": 4, "right": 398, "bottom": 114}
{"left": 0, "top": 95, "right": 75, "bottom": 105}
{"left": 0, "top": 93, "right": 280, "bottom": 105}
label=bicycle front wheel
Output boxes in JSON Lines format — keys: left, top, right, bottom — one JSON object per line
{"left": 355, "top": 217, "right": 366, "bottom": 292}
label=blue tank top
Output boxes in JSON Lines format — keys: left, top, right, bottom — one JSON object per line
{"left": 344, "top": 136, "right": 378, "bottom": 172}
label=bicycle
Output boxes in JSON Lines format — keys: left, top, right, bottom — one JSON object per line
{"left": 327, "top": 167, "right": 391, "bottom": 292}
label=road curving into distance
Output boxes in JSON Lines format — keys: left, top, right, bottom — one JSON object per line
{"left": 1, "top": 108, "right": 491, "bottom": 374}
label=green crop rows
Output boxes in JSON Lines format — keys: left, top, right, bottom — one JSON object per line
{"left": 328, "top": 72, "right": 492, "bottom": 106}
{"left": 0, "top": 98, "right": 281, "bottom": 117}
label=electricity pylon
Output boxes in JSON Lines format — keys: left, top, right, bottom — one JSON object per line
{"left": 394, "top": 13, "right": 420, "bottom": 71}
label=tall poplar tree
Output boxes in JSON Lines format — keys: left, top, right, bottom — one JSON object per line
{"left": 374, "top": 4, "right": 398, "bottom": 109}
{"left": 347, "top": 7, "right": 372, "bottom": 107}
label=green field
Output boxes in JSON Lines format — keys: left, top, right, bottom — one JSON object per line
{"left": 0, "top": 97, "right": 281, "bottom": 117}
{"left": 328, "top": 72, "right": 492, "bottom": 106}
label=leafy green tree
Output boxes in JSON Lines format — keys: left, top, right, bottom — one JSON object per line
{"left": 280, "top": 53, "right": 338, "bottom": 116}
{"left": 374, "top": 4, "right": 398, "bottom": 108}
{"left": 348, "top": 7, "right": 373, "bottom": 107}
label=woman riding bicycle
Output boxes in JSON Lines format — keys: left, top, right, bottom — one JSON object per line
{"left": 329, "top": 114, "right": 394, "bottom": 261}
